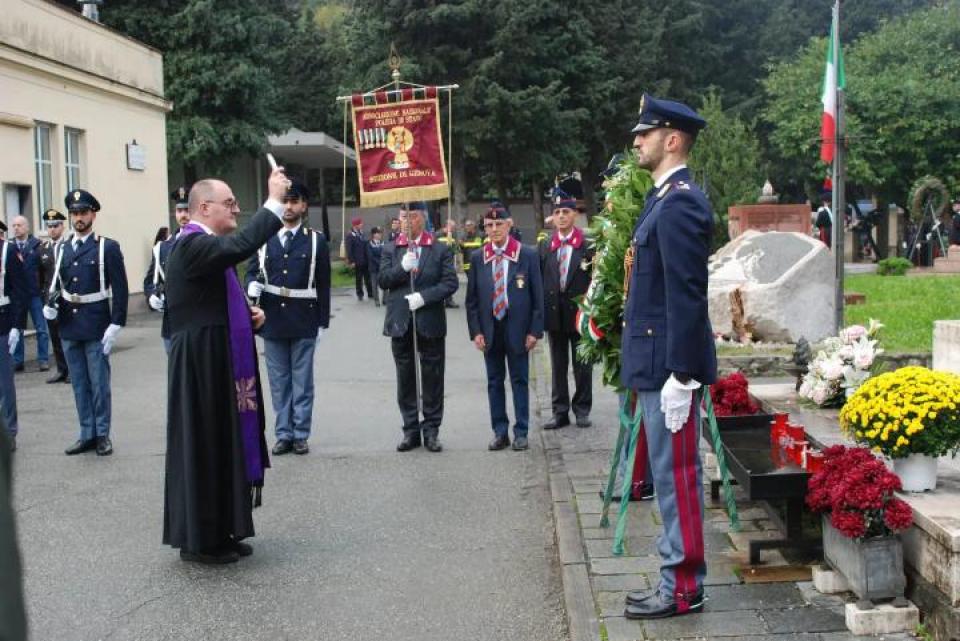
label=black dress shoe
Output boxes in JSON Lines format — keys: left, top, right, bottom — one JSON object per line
{"left": 180, "top": 548, "right": 239, "bottom": 565}
{"left": 637, "top": 482, "right": 656, "bottom": 501}
{"left": 96, "top": 436, "right": 113, "bottom": 456}
{"left": 511, "top": 436, "right": 529, "bottom": 451}
{"left": 624, "top": 589, "right": 705, "bottom": 619}
{"left": 227, "top": 538, "right": 253, "bottom": 557}
{"left": 397, "top": 434, "right": 422, "bottom": 452}
{"left": 488, "top": 435, "right": 510, "bottom": 451}
{"left": 272, "top": 440, "right": 293, "bottom": 455}
{"left": 292, "top": 440, "right": 309, "bottom": 455}
{"left": 46, "top": 372, "right": 68, "bottom": 384}
{"left": 424, "top": 436, "right": 443, "bottom": 453}
{"left": 13, "top": 364, "right": 23, "bottom": 373}
{"left": 625, "top": 588, "right": 657, "bottom": 605}
{"left": 65, "top": 439, "right": 97, "bottom": 455}
{"left": 575, "top": 415, "right": 593, "bottom": 428}
{"left": 541, "top": 416, "right": 570, "bottom": 430}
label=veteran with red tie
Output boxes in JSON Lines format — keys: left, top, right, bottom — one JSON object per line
{"left": 465, "top": 203, "right": 543, "bottom": 452}
{"left": 539, "top": 189, "right": 594, "bottom": 429}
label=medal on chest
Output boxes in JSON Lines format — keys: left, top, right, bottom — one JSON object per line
{"left": 516, "top": 273, "right": 526, "bottom": 289}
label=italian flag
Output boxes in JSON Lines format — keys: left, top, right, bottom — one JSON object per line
{"left": 820, "top": 5, "right": 845, "bottom": 164}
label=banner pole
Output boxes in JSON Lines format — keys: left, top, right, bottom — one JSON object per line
{"left": 340, "top": 100, "right": 348, "bottom": 260}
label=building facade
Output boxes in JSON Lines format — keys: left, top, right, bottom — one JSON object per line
{"left": 0, "top": 0, "right": 170, "bottom": 300}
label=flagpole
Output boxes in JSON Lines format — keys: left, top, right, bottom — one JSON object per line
{"left": 831, "top": 0, "right": 846, "bottom": 333}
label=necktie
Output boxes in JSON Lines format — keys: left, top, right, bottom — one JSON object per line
{"left": 492, "top": 249, "right": 507, "bottom": 320}
{"left": 282, "top": 230, "right": 294, "bottom": 251}
{"left": 558, "top": 238, "right": 572, "bottom": 289}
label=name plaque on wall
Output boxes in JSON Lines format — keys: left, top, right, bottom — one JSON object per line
{"left": 126, "top": 143, "right": 146, "bottom": 171}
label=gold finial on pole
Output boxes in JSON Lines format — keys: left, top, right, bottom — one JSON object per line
{"left": 389, "top": 43, "right": 401, "bottom": 82}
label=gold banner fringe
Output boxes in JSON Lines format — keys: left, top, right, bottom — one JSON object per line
{"left": 359, "top": 183, "right": 450, "bottom": 208}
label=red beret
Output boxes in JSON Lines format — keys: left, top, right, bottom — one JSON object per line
{"left": 351, "top": 217, "right": 363, "bottom": 226}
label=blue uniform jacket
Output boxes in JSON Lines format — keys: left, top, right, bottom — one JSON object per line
{"left": 54, "top": 234, "right": 129, "bottom": 341}
{"left": 346, "top": 230, "right": 368, "bottom": 268}
{"left": 142, "top": 235, "right": 177, "bottom": 300}
{"left": 15, "top": 236, "right": 43, "bottom": 297}
{"left": 620, "top": 168, "right": 717, "bottom": 391}
{"left": 465, "top": 238, "right": 544, "bottom": 356}
{"left": 244, "top": 227, "right": 331, "bottom": 339}
{"left": 366, "top": 240, "right": 383, "bottom": 274}
{"left": 0, "top": 242, "right": 27, "bottom": 335}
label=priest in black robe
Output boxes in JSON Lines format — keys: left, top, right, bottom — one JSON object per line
{"left": 162, "top": 170, "right": 288, "bottom": 564}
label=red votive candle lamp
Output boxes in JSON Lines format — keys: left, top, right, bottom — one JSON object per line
{"left": 805, "top": 449, "right": 825, "bottom": 473}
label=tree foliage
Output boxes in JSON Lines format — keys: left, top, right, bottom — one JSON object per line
{"left": 688, "top": 92, "right": 765, "bottom": 246}
{"left": 763, "top": 3, "right": 960, "bottom": 202}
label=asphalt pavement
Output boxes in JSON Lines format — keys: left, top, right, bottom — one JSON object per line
{"left": 10, "top": 287, "right": 568, "bottom": 641}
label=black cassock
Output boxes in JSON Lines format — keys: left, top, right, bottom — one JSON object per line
{"left": 162, "top": 208, "right": 282, "bottom": 553}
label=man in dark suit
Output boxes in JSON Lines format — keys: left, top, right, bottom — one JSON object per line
{"left": 245, "top": 180, "right": 330, "bottom": 457}
{"left": 38, "top": 209, "right": 69, "bottom": 383}
{"left": 43, "top": 190, "right": 128, "bottom": 457}
{"left": 346, "top": 217, "right": 373, "bottom": 301}
{"left": 619, "top": 94, "right": 717, "bottom": 620}
{"left": 0, "top": 236, "right": 27, "bottom": 451}
{"left": 163, "top": 169, "right": 288, "bottom": 564}
{"left": 379, "top": 204, "right": 458, "bottom": 453}
{"left": 466, "top": 204, "right": 543, "bottom": 451}
{"left": 540, "top": 190, "right": 594, "bottom": 429}
{"left": 10, "top": 215, "right": 49, "bottom": 372}
{"left": 144, "top": 187, "right": 192, "bottom": 352}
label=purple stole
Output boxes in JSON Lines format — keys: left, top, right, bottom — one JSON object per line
{"left": 179, "top": 224, "right": 266, "bottom": 492}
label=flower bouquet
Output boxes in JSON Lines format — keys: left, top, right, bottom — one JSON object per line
{"left": 806, "top": 445, "right": 913, "bottom": 539}
{"left": 839, "top": 366, "right": 960, "bottom": 460}
{"left": 798, "top": 319, "right": 883, "bottom": 407}
{"left": 710, "top": 372, "right": 759, "bottom": 417}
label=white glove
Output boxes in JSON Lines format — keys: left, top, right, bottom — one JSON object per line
{"left": 405, "top": 292, "right": 425, "bottom": 311}
{"left": 401, "top": 251, "right": 419, "bottom": 272}
{"left": 148, "top": 294, "right": 165, "bottom": 311}
{"left": 247, "top": 281, "right": 265, "bottom": 299}
{"left": 316, "top": 327, "right": 325, "bottom": 343}
{"left": 8, "top": 328, "right": 19, "bottom": 355}
{"left": 660, "top": 374, "right": 702, "bottom": 433}
{"left": 101, "top": 323, "right": 122, "bottom": 355}
{"left": 42, "top": 305, "right": 58, "bottom": 321}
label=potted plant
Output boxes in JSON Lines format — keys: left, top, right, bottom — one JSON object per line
{"left": 710, "top": 372, "right": 772, "bottom": 429}
{"left": 839, "top": 366, "right": 960, "bottom": 491}
{"left": 798, "top": 319, "right": 883, "bottom": 407}
{"left": 806, "top": 445, "right": 914, "bottom": 604}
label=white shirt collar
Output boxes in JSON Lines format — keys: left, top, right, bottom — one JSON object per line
{"left": 654, "top": 164, "right": 687, "bottom": 188}
{"left": 72, "top": 231, "right": 94, "bottom": 245}
{"left": 190, "top": 220, "right": 215, "bottom": 235}
{"left": 279, "top": 224, "right": 301, "bottom": 239}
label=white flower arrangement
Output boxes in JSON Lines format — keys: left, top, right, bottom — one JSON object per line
{"left": 798, "top": 319, "right": 884, "bottom": 407}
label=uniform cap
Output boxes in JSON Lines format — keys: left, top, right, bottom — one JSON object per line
{"left": 43, "top": 208, "right": 66, "bottom": 223}
{"left": 284, "top": 180, "right": 310, "bottom": 202}
{"left": 65, "top": 189, "right": 100, "bottom": 212}
{"left": 552, "top": 188, "right": 578, "bottom": 212}
{"left": 631, "top": 93, "right": 707, "bottom": 135}
{"left": 351, "top": 216, "right": 363, "bottom": 226}
{"left": 485, "top": 200, "right": 511, "bottom": 220}
{"left": 171, "top": 186, "right": 190, "bottom": 209}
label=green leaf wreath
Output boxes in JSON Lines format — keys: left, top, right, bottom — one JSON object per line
{"left": 576, "top": 153, "right": 653, "bottom": 390}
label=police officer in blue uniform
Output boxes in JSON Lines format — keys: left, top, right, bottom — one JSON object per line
{"left": 39, "top": 209, "right": 70, "bottom": 383}
{"left": 245, "top": 180, "right": 330, "bottom": 456}
{"left": 619, "top": 95, "right": 717, "bottom": 620}
{"left": 465, "top": 204, "right": 544, "bottom": 452}
{"left": 0, "top": 232, "right": 27, "bottom": 451}
{"left": 144, "top": 187, "right": 192, "bottom": 352}
{"left": 10, "top": 214, "right": 49, "bottom": 372}
{"left": 43, "top": 189, "right": 129, "bottom": 457}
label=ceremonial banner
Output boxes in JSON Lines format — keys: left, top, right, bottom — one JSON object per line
{"left": 351, "top": 87, "right": 449, "bottom": 207}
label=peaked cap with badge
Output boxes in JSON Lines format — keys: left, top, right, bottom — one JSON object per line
{"left": 65, "top": 189, "right": 100, "bottom": 213}
{"left": 283, "top": 180, "right": 310, "bottom": 202}
{"left": 485, "top": 201, "right": 511, "bottom": 220}
{"left": 43, "top": 209, "right": 66, "bottom": 224}
{"left": 552, "top": 188, "right": 578, "bottom": 212}
{"left": 631, "top": 93, "right": 707, "bottom": 135}
{"left": 171, "top": 186, "right": 190, "bottom": 210}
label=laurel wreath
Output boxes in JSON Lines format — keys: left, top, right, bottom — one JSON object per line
{"left": 908, "top": 175, "right": 949, "bottom": 222}
{"left": 575, "top": 153, "right": 653, "bottom": 390}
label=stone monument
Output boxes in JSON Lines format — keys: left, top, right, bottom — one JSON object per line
{"left": 727, "top": 180, "right": 811, "bottom": 239}
{"left": 709, "top": 230, "right": 836, "bottom": 342}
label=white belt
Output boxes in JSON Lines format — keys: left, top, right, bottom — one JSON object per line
{"left": 62, "top": 289, "right": 111, "bottom": 304}
{"left": 0, "top": 296, "right": 9, "bottom": 307}
{"left": 263, "top": 284, "right": 317, "bottom": 299}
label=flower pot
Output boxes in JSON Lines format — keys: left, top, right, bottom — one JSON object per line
{"left": 822, "top": 516, "right": 906, "bottom": 603}
{"left": 892, "top": 453, "right": 938, "bottom": 492}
